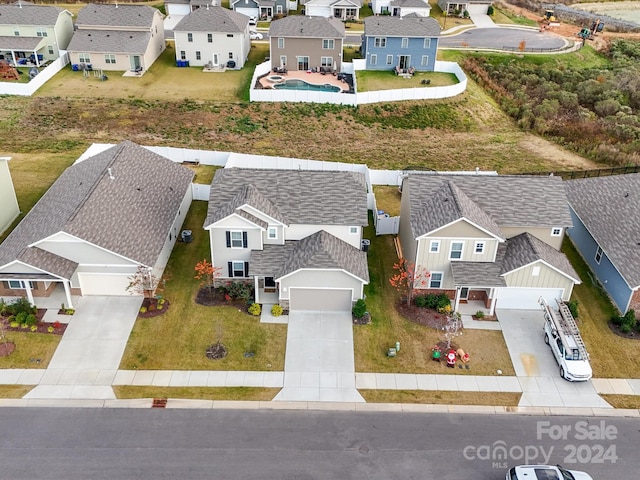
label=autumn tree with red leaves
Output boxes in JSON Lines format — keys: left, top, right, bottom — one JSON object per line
{"left": 194, "top": 259, "right": 221, "bottom": 293}
{"left": 389, "top": 258, "right": 430, "bottom": 306}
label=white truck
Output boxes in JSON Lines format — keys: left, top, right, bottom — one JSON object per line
{"left": 539, "top": 297, "right": 592, "bottom": 382}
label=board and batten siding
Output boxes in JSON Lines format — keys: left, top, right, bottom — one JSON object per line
{"left": 501, "top": 226, "right": 564, "bottom": 251}
{"left": 503, "top": 262, "right": 574, "bottom": 301}
{"left": 278, "top": 269, "right": 363, "bottom": 301}
{"left": 286, "top": 225, "right": 361, "bottom": 248}
{"left": 34, "top": 232, "right": 134, "bottom": 265}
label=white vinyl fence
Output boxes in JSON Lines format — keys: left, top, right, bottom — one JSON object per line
{"left": 0, "top": 52, "right": 69, "bottom": 96}
{"left": 191, "top": 183, "right": 211, "bottom": 201}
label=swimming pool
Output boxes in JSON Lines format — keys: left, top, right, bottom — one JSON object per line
{"left": 273, "top": 79, "right": 341, "bottom": 93}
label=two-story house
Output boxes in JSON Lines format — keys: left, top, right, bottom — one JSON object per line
{"left": 269, "top": 16, "right": 345, "bottom": 72}
{"left": 0, "top": 4, "right": 73, "bottom": 66}
{"left": 174, "top": 7, "right": 251, "bottom": 68}
{"left": 67, "top": 4, "right": 165, "bottom": 73}
{"left": 398, "top": 174, "right": 581, "bottom": 314}
{"left": 0, "top": 157, "right": 19, "bottom": 237}
{"left": 362, "top": 15, "right": 440, "bottom": 72}
{"left": 203, "top": 168, "right": 369, "bottom": 312}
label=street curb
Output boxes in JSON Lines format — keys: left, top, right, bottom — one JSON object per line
{"left": 1, "top": 398, "right": 638, "bottom": 417}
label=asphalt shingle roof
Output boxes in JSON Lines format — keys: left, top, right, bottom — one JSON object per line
{"left": 364, "top": 15, "right": 440, "bottom": 37}
{"left": 390, "top": 0, "right": 431, "bottom": 7}
{"left": 250, "top": 230, "right": 369, "bottom": 282}
{"left": 269, "top": 15, "right": 345, "bottom": 38}
{"left": 501, "top": 232, "right": 579, "bottom": 281}
{"left": 0, "top": 4, "right": 65, "bottom": 26}
{"left": 0, "top": 141, "right": 194, "bottom": 277}
{"left": 0, "top": 35, "right": 43, "bottom": 50}
{"left": 405, "top": 174, "right": 573, "bottom": 238}
{"left": 205, "top": 168, "right": 368, "bottom": 227}
{"left": 76, "top": 4, "right": 158, "bottom": 28}
{"left": 174, "top": 6, "right": 248, "bottom": 33}
{"left": 67, "top": 30, "right": 151, "bottom": 54}
{"left": 565, "top": 173, "right": 640, "bottom": 287}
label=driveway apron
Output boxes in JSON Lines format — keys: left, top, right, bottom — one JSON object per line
{"left": 25, "top": 296, "right": 142, "bottom": 400}
{"left": 497, "top": 309, "right": 611, "bottom": 409}
{"left": 274, "top": 311, "right": 364, "bottom": 402}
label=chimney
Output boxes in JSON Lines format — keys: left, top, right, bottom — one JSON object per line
{"left": 108, "top": 168, "right": 114, "bottom": 180}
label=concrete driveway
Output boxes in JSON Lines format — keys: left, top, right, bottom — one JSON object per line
{"left": 25, "top": 296, "right": 142, "bottom": 400}
{"left": 497, "top": 309, "right": 610, "bottom": 408}
{"left": 274, "top": 311, "right": 364, "bottom": 402}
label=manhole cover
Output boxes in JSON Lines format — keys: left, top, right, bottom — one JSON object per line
{"left": 359, "top": 446, "right": 370, "bottom": 454}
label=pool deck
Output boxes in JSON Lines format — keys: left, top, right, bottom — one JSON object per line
{"left": 260, "top": 70, "right": 349, "bottom": 91}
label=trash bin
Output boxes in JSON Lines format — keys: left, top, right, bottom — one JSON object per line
{"left": 181, "top": 230, "right": 192, "bottom": 243}
{"left": 361, "top": 239, "right": 370, "bottom": 252}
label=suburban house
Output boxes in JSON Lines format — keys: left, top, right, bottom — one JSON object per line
{"left": 437, "top": 0, "right": 469, "bottom": 15}
{"left": 303, "top": 0, "right": 362, "bottom": 20}
{"left": 231, "top": 0, "right": 288, "bottom": 20}
{"left": 164, "top": 0, "right": 221, "bottom": 16}
{"left": 0, "top": 157, "right": 19, "bottom": 236}
{"left": 203, "top": 168, "right": 369, "bottom": 312}
{"left": 565, "top": 174, "right": 640, "bottom": 315}
{"left": 398, "top": 174, "right": 581, "bottom": 315}
{"left": 173, "top": 7, "right": 251, "bottom": 68}
{"left": 0, "top": 141, "right": 194, "bottom": 309}
{"left": 361, "top": 15, "right": 440, "bottom": 72}
{"left": 269, "top": 16, "right": 345, "bottom": 72}
{"left": 0, "top": 4, "right": 73, "bottom": 67}
{"left": 67, "top": 4, "right": 166, "bottom": 73}
{"left": 371, "top": 0, "right": 431, "bottom": 17}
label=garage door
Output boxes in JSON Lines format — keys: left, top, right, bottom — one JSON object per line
{"left": 467, "top": 4, "right": 489, "bottom": 15}
{"left": 78, "top": 273, "right": 132, "bottom": 296}
{"left": 290, "top": 288, "right": 352, "bottom": 312}
{"left": 235, "top": 7, "right": 259, "bottom": 18}
{"left": 497, "top": 287, "right": 564, "bottom": 310}
{"left": 167, "top": 4, "right": 191, "bottom": 15}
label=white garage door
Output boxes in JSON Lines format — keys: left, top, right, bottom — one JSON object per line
{"left": 79, "top": 273, "right": 133, "bottom": 296}
{"left": 290, "top": 288, "right": 352, "bottom": 312}
{"left": 235, "top": 7, "right": 259, "bottom": 18}
{"left": 467, "top": 4, "right": 489, "bottom": 15}
{"left": 497, "top": 287, "right": 564, "bottom": 310}
{"left": 167, "top": 4, "right": 191, "bottom": 15}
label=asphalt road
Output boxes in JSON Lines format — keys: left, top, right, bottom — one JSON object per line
{"left": 0, "top": 408, "right": 637, "bottom": 479}
{"left": 439, "top": 28, "right": 568, "bottom": 51}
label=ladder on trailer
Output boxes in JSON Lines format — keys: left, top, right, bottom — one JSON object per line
{"left": 539, "top": 297, "right": 589, "bottom": 360}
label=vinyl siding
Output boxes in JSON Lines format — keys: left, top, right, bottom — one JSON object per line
{"left": 174, "top": 27, "right": 250, "bottom": 68}
{"left": 279, "top": 269, "right": 363, "bottom": 301}
{"left": 270, "top": 36, "right": 343, "bottom": 71}
{"left": 501, "top": 225, "right": 564, "bottom": 250}
{"left": 286, "top": 224, "right": 360, "bottom": 248}
{"left": 363, "top": 35, "right": 438, "bottom": 71}
{"left": 0, "top": 160, "right": 19, "bottom": 236}
{"left": 398, "top": 185, "right": 417, "bottom": 264}
{"left": 209, "top": 225, "right": 262, "bottom": 272}
{"left": 35, "top": 235, "right": 135, "bottom": 265}
{"left": 503, "top": 261, "right": 574, "bottom": 301}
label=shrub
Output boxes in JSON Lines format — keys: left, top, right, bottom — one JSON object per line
{"left": 7, "top": 297, "right": 36, "bottom": 317}
{"left": 414, "top": 295, "right": 429, "bottom": 308}
{"left": 248, "top": 303, "right": 262, "bottom": 316}
{"left": 475, "top": 310, "right": 485, "bottom": 319}
{"left": 621, "top": 324, "right": 632, "bottom": 334}
{"left": 424, "top": 293, "right": 451, "bottom": 310}
{"left": 148, "top": 303, "right": 156, "bottom": 312}
{"left": 47, "top": 326, "right": 54, "bottom": 333}
{"left": 65, "top": 309, "right": 75, "bottom": 315}
{"left": 157, "top": 304, "right": 163, "bottom": 310}
{"left": 10, "top": 321, "right": 19, "bottom": 328}
{"left": 20, "top": 323, "right": 29, "bottom": 329}
{"left": 227, "top": 281, "right": 253, "bottom": 301}
{"left": 352, "top": 299, "right": 367, "bottom": 318}
{"left": 611, "top": 315, "right": 623, "bottom": 326}
{"left": 53, "top": 321, "right": 61, "bottom": 329}
{"left": 24, "top": 314, "right": 37, "bottom": 327}
{"left": 487, "top": 5, "right": 494, "bottom": 16}
{"left": 0, "top": 299, "right": 7, "bottom": 316}
{"left": 30, "top": 326, "right": 38, "bottom": 332}
{"left": 158, "top": 298, "right": 165, "bottom": 305}
{"left": 139, "top": 307, "right": 147, "bottom": 314}
{"left": 15, "top": 311, "right": 27, "bottom": 324}
{"left": 271, "top": 304, "right": 283, "bottom": 317}
{"left": 567, "top": 301, "right": 579, "bottom": 319}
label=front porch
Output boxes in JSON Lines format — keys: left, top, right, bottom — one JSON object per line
{"left": 1, "top": 283, "right": 82, "bottom": 322}
{"left": 0, "top": 278, "right": 77, "bottom": 310}
{"left": 450, "top": 261, "right": 506, "bottom": 317}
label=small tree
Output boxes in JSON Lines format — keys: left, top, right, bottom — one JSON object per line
{"left": 194, "top": 259, "right": 221, "bottom": 294}
{"left": 127, "top": 265, "right": 161, "bottom": 298}
{"left": 442, "top": 312, "right": 463, "bottom": 349}
{"left": 389, "top": 258, "right": 430, "bottom": 306}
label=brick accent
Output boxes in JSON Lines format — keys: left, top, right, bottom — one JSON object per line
{"left": 0, "top": 281, "right": 57, "bottom": 298}
{"left": 630, "top": 290, "right": 640, "bottom": 317}
{"left": 412, "top": 288, "right": 456, "bottom": 300}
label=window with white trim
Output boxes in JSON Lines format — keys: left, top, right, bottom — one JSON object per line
{"left": 429, "top": 272, "right": 443, "bottom": 288}
{"left": 7, "top": 280, "right": 35, "bottom": 289}
{"left": 322, "top": 39, "right": 334, "bottom": 49}
{"left": 232, "top": 261, "right": 245, "bottom": 277}
{"left": 196, "top": 51, "right": 201, "bottom": 60}
{"left": 280, "top": 55, "right": 287, "bottom": 67}
{"left": 208, "top": 33, "right": 213, "bottom": 43}
{"left": 230, "top": 231, "right": 244, "bottom": 248}
{"left": 349, "top": 226, "right": 358, "bottom": 235}
{"left": 78, "top": 53, "right": 91, "bottom": 63}
{"left": 450, "top": 241, "right": 463, "bottom": 260}
{"left": 180, "top": 51, "right": 186, "bottom": 60}
{"left": 474, "top": 242, "right": 485, "bottom": 254}
{"left": 267, "top": 227, "right": 277, "bottom": 239}
{"left": 278, "top": 38, "right": 285, "bottom": 49}
{"left": 48, "top": 46, "right": 54, "bottom": 55}
{"left": 36, "top": 28, "right": 48, "bottom": 37}
{"left": 423, "top": 38, "right": 431, "bottom": 49}
{"left": 187, "top": 33, "right": 193, "bottom": 42}
{"left": 401, "top": 37, "right": 408, "bottom": 48}
{"left": 370, "top": 54, "right": 377, "bottom": 65}
{"left": 104, "top": 54, "right": 116, "bottom": 64}
{"left": 421, "top": 55, "right": 429, "bottom": 66}
{"left": 595, "top": 246, "right": 603, "bottom": 264}
{"left": 374, "top": 37, "right": 386, "bottom": 48}
{"left": 321, "top": 56, "right": 333, "bottom": 67}
{"left": 429, "top": 240, "right": 440, "bottom": 253}
{"left": 551, "top": 227, "right": 562, "bottom": 236}
{"left": 13, "top": 28, "right": 19, "bottom": 36}
{"left": 386, "top": 55, "right": 393, "bottom": 65}
{"left": 532, "top": 266, "right": 540, "bottom": 277}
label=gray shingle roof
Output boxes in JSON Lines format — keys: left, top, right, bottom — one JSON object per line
{"left": 67, "top": 30, "right": 151, "bottom": 54}
{"left": 565, "top": 173, "right": 640, "bottom": 287}
{"left": 501, "top": 232, "right": 579, "bottom": 281}
{"left": 390, "top": 0, "right": 431, "bottom": 8}
{"left": 412, "top": 180, "right": 503, "bottom": 240}
{"left": 251, "top": 230, "right": 369, "bottom": 282}
{"left": 174, "top": 6, "right": 248, "bottom": 33}
{"left": 269, "top": 15, "right": 345, "bottom": 38}
{"left": 205, "top": 168, "right": 368, "bottom": 227}
{"left": 405, "top": 174, "right": 573, "bottom": 238}
{"left": 364, "top": 15, "right": 440, "bottom": 37}
{"left": 450, "top": 256, "right": 506, "bottom": 287}
{"left": 0, "top": 35, "right": 43, "bottom": 50}
{"left": 76, "top": 4, "right": 158, "bottom": 28}
{"left": 0, "top": 4, "right": 65, "bottom": 26}
{"left": 0, "top": 141, "right": 194, "bottom": 277}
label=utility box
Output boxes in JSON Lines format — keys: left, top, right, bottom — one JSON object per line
{"left": 361, "top": 239, "right": 370, "bottom": 252}
{"left": 181, "top": 230, "right": 192, "bottom": 243}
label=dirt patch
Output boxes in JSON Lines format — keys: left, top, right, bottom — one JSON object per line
{"left": 518, "top": 135, "right": 599, "bottom": 171}
{"left": 206, "top": 341, "right": 228, "bottom": 360}
{"left": 396, "top": 302, "right": 449, "bottom": 330}
{"left": 0, "top": 341, "right": 16, "bottom": 357}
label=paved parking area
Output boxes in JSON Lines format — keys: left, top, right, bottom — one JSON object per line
{"left": 497, "top": 309, "right": 611, "bottom": 408}
{"left": 274, "top": 311, "right": 364, "bottom": 402}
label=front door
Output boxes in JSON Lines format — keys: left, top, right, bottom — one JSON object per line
{"left": 297, "top": 56, "right": 309, "bottom": 71}
{"left": 130, "top": 55, "right": 141, "bottom": 70}
{"left": 398, "top": 55, "right": 410, "bottom": 70}
{"left": 213, "top": 53, "right": 219, "bottom": 66}
{"left": 459, "top": 287, "right": 469, "bottom": 303}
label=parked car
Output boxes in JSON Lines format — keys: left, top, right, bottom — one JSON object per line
{"left": 249, "top": 16, "right": 257, "bottom": 25}
{"left": 249, "top": 31, "right": 263, "bottom": 40}
{"left": 507, "top": 465, "right": 593, "bottom": 480}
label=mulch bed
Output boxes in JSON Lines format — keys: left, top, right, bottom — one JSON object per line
{"left": 396, "top": 302, "right": 449, "bottom": 330}
{"left": 195, "top": 287, "right": 252, "bottom": 314}
{"left": 353, "top": 312, "right": 371, "bottom": 325}
{"left": 0, "top": 341, "right": 16, "bottom": 357}
{"left": 607, "top": 320, "right": 640, "bottom": 340}
{"left": 137, "top": 297, "right": 170, "bottom": 318}
{"left": 206, "top": 341, "right": 228, "bottom": 360}
{"left": 0, "top": 316, "right": 67, "bottom": 336}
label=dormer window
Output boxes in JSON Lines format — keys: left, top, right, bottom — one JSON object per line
{"left": 268, "top": 227, "right": 277, "bottom": 239}
{"left": 349, "top": 226, "right": 358, "bottom": 235}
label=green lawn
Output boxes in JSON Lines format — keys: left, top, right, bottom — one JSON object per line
{"left": 356, "top": 70, "right": 459, "bottom": 92}
{"left": 360, "top": 390, "right": 522, "bottom": 406}
{"left": 492, "top": 7, "right": 539, "bottom": 27}
{"left": 354, "top": 221, "right": 516, "bottom": 376}
{"left": 563, "top": 237, "right": 640, "bottom": 378}
{"left": 0, "top": 331, "right": 62, "bottom": 369}
{"left": 119, "top": 201, "right": 287, "bottom": 371}
{"left": 114, "top": 386, "right": 281, "bottom": 401}
{"left": 0, "top": 385, "right": 34, "bottom": 398}
{"left": 373, "top": 186, "right": 401, "bottom": 217}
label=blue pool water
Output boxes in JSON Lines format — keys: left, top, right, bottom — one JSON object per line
{"left": 273, "top": 79, "right": 341, "bottom": 93}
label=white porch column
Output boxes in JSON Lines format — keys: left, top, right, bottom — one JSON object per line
{"left": 454, "top": 286, "right": 461, "bottom": 313}
{"left": 24, "top": 282, "right": 35, "bottom": 306}
{"left": 63, "top": 280, "right": 74, "bottom": 310}
{"left": 489, "top": 288, "right": 497, "bottom": 317}
{"left": 254, "top": 276, "right": 260, "bottom": 303}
